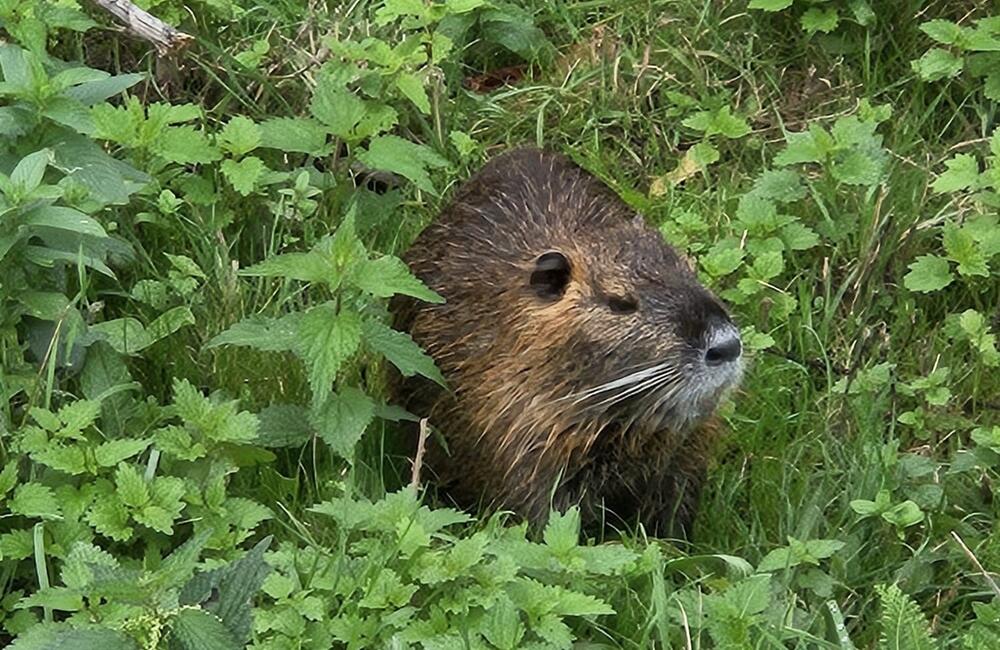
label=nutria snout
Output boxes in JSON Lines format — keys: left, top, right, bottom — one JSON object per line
{"left": 393, "top": 147, "right": 742, "bottom": 536}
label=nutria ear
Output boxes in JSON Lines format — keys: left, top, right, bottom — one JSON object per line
{"left": 530, "top": 251, "right": 571, "bottom": 299}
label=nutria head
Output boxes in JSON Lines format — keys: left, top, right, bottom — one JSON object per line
{"left": 395, "top": 147, "right": 742, "bottom": 534}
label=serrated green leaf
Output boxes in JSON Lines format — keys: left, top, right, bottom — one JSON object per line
{"left": 205, "top": 314, "right": 301, "bottom": 352}
{"left": 543, "top": 507, "right": 580, "bottom": 555}
{"left": 255, "top": 404, "right": 314, "bottom": 448}
{"left": 775, "top": 129, "right": 825, "bottom": 166}
{"left": 481, "top": 595, "right": 525, "bottom": 650}
{"left": 17, "top": 587, "right": 83, "bottom": 612}
{"left": 912, "top": 48, "right": 964, "bottom": 81}
{"left": 352, "top": 255, "right": 444, "bottom": 302}
{"left": 801, "top": 7, "right": 839, "bottom": 34}
{"left": 832, "top": 150, "right": 884, "bottom": 186}
{"left": 31, "top": 446, "right": 87, "bottom": 475}
{"left": 311, "top": 387, "right": 375, "bottom": 462}
{"left": 0, "top": 461, "right": 18, "bottom": 498}
{"left": 153, "top": 126, "right": 222, "bottom": 164}
{"left": 115, "top": 463, "right": 149, "bottom": 509}
{"left": 94, "top": 438, "right": 151, "bottom": 468}
{"left": 258, "top": 117, "right": 329, "bottom": 155}
{"left": 943, "top": 223, "right": 989, "bottom": 276}
{"left": 682, "top": 105, "right": 750, "bottom": 139}
{"left": 903, "top": 255, "right": 953, "bottom": 293}
{"left": 241, "top": 249, "right": 334, "bottom": 283}
{"left": 751, "top": 168, "right": 806, "bottom": 202}
{"left": 86, "top": 499, "right": 132, "bottom": 541}
{"left": 310, "top": 83, "right": 367, "bottom": 139}
{"left": 9, "top": 624, "right": 138, "bottom": 650}
{"left": 204, "top": 536, "right": 273, "bottom": 643}
{"left": 170, "top": 608, "right": 241, "bottom": 650}
{"left": 700, "top": 242, "right": 745, "bottom": 277}
{"left": 932, "top": 154, "right": 980, "bottom": 193}
{"left": 395, "top": 72, "right": 431, "bottom": 114}
{"left": 221, "top": 156, "right": 265, "bottom": 196}
{"left": 295, "top": 306, "right": 362, "bottom": 405}
{"left": 218, "top": 116, "right": 261, "bottom": 157}
{"left": 10, "top": 483, "right": 61, "bottom": 520}
{"left": 920, "top": 19, "right": 964, "bottom": 45}
{"left": 134, "top": 504, "right": 175, "bottom": 535}
{"left": 357, "top": 135, "right": 448, "bottom": 195}
{"left": 362, "top": 318, "right": 445, "bottom": 386}
{"left": 748, "top": 0, "right": 792, "bottom": 10}
{"left": 780, "top": 222, "right": 820, "bottom": 250}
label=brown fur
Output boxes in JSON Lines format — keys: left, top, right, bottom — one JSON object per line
{"left": 393, "top": 148, "right": 740, "bottom": 537}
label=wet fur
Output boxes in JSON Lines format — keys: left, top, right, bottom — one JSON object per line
{"left": 393, "top": 148, "right": 734, "bottom": 537}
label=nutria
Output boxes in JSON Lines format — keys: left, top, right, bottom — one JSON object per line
{"left": 394, "top": 148, "right": 743, "bottom": 537}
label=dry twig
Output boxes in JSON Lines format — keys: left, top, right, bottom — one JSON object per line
{"left": 90, "top": 0, "right": 194, "bottom": 56}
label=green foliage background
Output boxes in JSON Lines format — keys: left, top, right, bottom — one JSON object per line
{"left": 1, "top": 0, "right": 999, "bottom": 648}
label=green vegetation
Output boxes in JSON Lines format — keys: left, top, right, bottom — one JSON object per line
{"left": 1, "top": 0, "right": 999, "bottom": 647}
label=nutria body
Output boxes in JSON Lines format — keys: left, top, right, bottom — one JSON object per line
{"left": 394, "top": 148, "right": 743, "bottom": 536}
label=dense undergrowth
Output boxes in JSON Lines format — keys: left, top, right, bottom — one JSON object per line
{"left": 1, "top": 0, "right": 999, "bottom": 648}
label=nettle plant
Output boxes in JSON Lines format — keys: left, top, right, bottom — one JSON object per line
{"left": 748, "top": 0, "right": 876, "bottom": 36}
{"left": 207, "top": 209, "right": 443, "bottom": 462}
{"left": 912, "top": 15, "right": 1000, "bottom": 101}
{"left": 664, "top": 101, "right": 893, "bottom": 352}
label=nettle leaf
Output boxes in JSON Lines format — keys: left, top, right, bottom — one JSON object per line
{"left": 903, "top": 254, "right": 953, "bottom": 293}
{"left": 831, "top": 150, "right": 884, "bottom": 186}
{"left": 362, "top": 317, "right": 445, "bottom": 386}
{"left": 681, "top": 105, "right": 750, "bottom": 139}
{"left": 931, "top": 153, "right": 980, "bottom": 193}
{"left": 258, "top": 117, "right": 329, "bottom": 155}
{"left": 357, "top": 135, "right": 448, "bottom": 195}
{"left": 170, "top": 608, "right": 241, "bottom": 650}
{"left": 8, "top": 624, "right": 138, "bottom": 650}
{"left": 395, "top": 72, "right": 430, "bottom": 114}
{"left": 115, "top": 463, "right": 149, "bottom": 509}
{"left": 295, "top": 306, "right": 362, "bottom": 405}
{"left": 94, "top": 438, "right": 152, "bottom": 468}
{"left": 31, "top": 446, "right": 87, "bottom": 475}
{"left": 206, "top": 314, "right": 302, "bottom": 352}
{"left": 221, "top": 156, "right": 266, "bottom": 196}
{"left": 700, "top": 241, "right": 745, "bottom": 278}
{"left": 543, "top": 507, "right": 580, "bottom": 555}
{"left": 311, "top": 83, "right": 367, "bottom": 138}
{"left": 780, "top": 223, "right": 820, "bottom": 251}
{"left": 748, "top": 0, "right": 792, "bottom": 10}
{"left": 86, "top": 499, "right": 133, "bottom": 541}
{"left": 912, "top": 48, "right": 964, "bottom": 81}
{"left": 10, "top": 483, "right": 61, "bottom": 519}
{"left": 801, "top": 7, "right": 839, "bottom": 34}
{"left": 774, "top": 129, "right": 826, "bottom": 166}
{"left": 218, "top": 115, "right": 261, "bottom": 157}
{"left": 920, "top": 19, "right": 964, "bottom": 46}
{"left": 352, "top": 255, "right": 444, "bottom": 302}
{"left": 255, "top": 404, "right": 314, "bottom": 448}
{"left": 154, "top": 127, "right": 222, "bottom": 164}
{"left": 751, "top": 169, "right": 806, "bottom": 202}
{"left": 311, "top": 387, "right": 375, "bottom": 462}
{"left": 241, "top": 250, "right": 337, "bottom": 284}
{"left": 482, "top": 595, "right": 526, "bottom": 650}
{"left": 984, "top": 72, "right": 1000, "bottom": 101}
{"left": 0, "top": 461, "right": 18, "bottom": 498}
{"left": 943, "top": 223, "right": 989, "bottom": 277}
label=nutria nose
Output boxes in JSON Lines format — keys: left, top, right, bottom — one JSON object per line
{"left": 704, "top": 324, "right": 742, "bottom": 366}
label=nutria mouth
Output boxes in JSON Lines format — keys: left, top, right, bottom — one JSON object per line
{"left": 393, "top": 147, "right": 743, "bottom": 537}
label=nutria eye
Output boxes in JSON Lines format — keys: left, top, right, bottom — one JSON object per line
{"left": 607, "top": 295, "right": 638, "bottom": 314}
{"left": 530, "top": 251, "right": 571, "bottom": 299}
